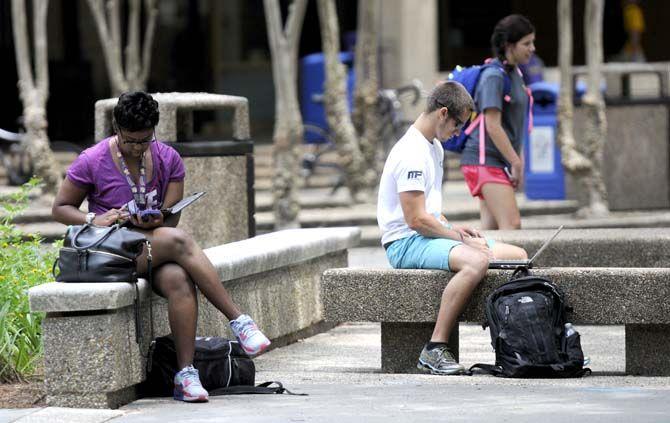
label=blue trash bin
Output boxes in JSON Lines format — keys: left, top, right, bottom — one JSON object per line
{"left": 299, "top": 52, "right": 355, "bottom": 143}
{"left": 523, "top": 81, "right": 565, "bottom": 200}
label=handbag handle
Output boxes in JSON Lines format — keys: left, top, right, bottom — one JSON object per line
{"left": 72, "top": 224, "right": 119, "bottom": 250}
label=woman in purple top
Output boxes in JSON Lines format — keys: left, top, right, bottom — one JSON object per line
{"left": 52, "top": 92, "right": 270, "bottom": 403}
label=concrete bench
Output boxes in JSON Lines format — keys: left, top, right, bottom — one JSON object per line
{"left": 322, "top": 267, "right": 670, "bottom": 376}
{"left": 322, "top": 228, "right": 670, "bottom": 376}
{"left": 29, "top": 227, "right": 360, "bottom": 409}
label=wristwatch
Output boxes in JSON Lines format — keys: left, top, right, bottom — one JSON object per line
{"left": 85, "top": 212, "right": 96, "bottom": 225}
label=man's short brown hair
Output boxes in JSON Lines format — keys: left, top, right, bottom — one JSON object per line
{"left": 426, "top": 81, "right": 474, "bottom": 119}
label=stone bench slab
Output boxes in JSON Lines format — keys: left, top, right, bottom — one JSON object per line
{"left": 322, "top": 267, "right": 670, "bottom": 324}
{"left": 322, "top": 267, "right": 670, "bottom": 375}
{"left": 29, "top": 279, "right": 150, "bottom": 313}
{"left": 29, "top": 227, "right": 360, "bottom": 314}
{"left": 206, "top": 227, "right": 361, "bottom": 282}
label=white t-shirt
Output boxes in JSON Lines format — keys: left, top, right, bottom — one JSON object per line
{"left": 377, "top": 125, "right": 444, "bottom": 246}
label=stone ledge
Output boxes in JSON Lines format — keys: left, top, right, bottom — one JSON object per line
{"left": 205, "top": 227, "right": 361, "bottom": 282}
{"left": 29, "top": 227, "right": 360, "bottom": 314}
{"left": 322, "top": 267, "right": 670, "bottom": 324}
{"left": 484, "top": 228, "right": 670, "bottom": 268}
{"left": 29, "top": 279, "right": 150, "bottom": 313}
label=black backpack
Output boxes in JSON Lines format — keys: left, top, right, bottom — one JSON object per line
{"left": 141, "top": 335, "right": 304, "bottom": 397}
{"left": 470, "top": 268, "right": 590, "bottom": 378}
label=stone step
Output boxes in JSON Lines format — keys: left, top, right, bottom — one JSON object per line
{"left": 254, "top": 198, "right": 579, "bottom": 232}
{"left": 255, "top": 188, "right": 352, "bottom": 212}
{"left": 343, "top": 209, "right": 670, "bottom": 247}
{"left": 16, "top": 221, "right": 67, "bottom": 242}
{"left": 255, "top": 174, "right": 343, "bottom": 191}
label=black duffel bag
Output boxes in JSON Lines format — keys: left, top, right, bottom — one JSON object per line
{"left": 142, "top": 335, "right": 304, "bottom": 397}
{"left": 54, "top": 223, "right": 147, "bottom": 283}
{"left": 143, "top": 335, "right": 256, "bottom": 397}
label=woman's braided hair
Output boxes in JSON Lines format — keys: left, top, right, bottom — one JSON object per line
{"left": 113, "top": 91, "right": 159, "bottom": 131}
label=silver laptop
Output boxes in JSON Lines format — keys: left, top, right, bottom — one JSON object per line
{"left": 488, "top": 225, "right": 564, "bottom": 269}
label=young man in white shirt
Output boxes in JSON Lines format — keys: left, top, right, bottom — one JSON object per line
{"left": 377, "top": 81, "right": 527, "bottom": 375}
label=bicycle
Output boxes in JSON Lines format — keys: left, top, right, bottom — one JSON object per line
{"left": 376, "top": 78, "right": 424, "bottom": 159}
{"left": 0, "top": 127, "right": 32, "bottom": 186}
{"left": 300, "top": 79, "right": 424, "bottom": 191}
{"left": 0, "top": 122, "right": 85, "bottom": 186}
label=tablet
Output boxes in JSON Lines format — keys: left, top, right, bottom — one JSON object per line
{"left": 162, "top": 191, "right": 206, "bottom": 215}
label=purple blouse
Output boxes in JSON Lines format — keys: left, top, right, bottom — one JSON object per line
{"left": 66, "top": 138, "right": 185, "bottom": 214}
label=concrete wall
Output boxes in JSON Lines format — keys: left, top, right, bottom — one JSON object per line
{"left": 571, "top": 101, "right": 670, "bottom": 210}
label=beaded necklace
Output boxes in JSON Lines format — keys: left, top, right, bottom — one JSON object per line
{"left": 115, "top": 137, "right": 147, "bottom": 207}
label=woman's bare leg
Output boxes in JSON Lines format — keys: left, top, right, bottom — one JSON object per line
{"left": 153, "top": 263, "right": 198, "bottom": 369}
{"left": 479, "top": 199, "right": 499, "bottom": 230}
{"left": 480, "top": 183, "right": 521, "bottom": 229}
{"left": 136, "top": 227, "right": 241, "bottom": 320}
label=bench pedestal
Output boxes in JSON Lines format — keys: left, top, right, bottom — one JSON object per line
{"left": 41, "top": 304, "right": 160, "bottom": 408}
{"left": 626, "top": 324, "right": 670, "bottom": 376}
{"left": 381, "top": 322, "right": 459, "bottom": 373}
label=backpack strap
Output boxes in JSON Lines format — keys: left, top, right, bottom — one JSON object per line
{"left": 475, "top": 61, "right": 513, "bottom": 165}
{"left": 208, "top": 381, "right": 308, "bottom": 396}
{"left": 478, "top": 113, "right": 486, "bottom": 165}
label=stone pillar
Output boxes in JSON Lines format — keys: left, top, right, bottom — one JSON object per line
{"left": 625, "top": 324, "right": 670, "bottom": 376}
{"left": 381, "top": 322, "right": 458, "bottom": 373}
{"left": 570, "top": 102, "right": 670, "bottom": 210}
{"left": 380, "top": 0, "right": 438, "bottom": 119}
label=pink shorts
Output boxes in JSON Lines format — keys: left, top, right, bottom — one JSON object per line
{"left": 461, "top": 165, "right": 512, "bottom": 199}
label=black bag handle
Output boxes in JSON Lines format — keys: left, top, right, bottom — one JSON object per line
{"left": 72, "top": 224, "right": 119, "bottom": 250}
{"left": 468, "top": 363, "right": 504, "bottom": 376}
{"left": 510, "top": 266, "right": 530, "bottom": 280}
{"left": 208, "top": 381, "right": 308, "bottom": 396}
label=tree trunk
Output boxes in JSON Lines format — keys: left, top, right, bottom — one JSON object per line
{"left": 11, "top": 0, "right": 61, "bottom": 194}
{"left": 353, "top": 0, "right": 382, "bottom": 186}
{"left": 264, "top": 0, "right": 307, "bottom": 229}
{"left": 579, "top": 0, "right": 609, "bottom": 217}
{"left": 317, "top": 0, "right": 373, "bottom": 201}
{"left": 556, "top": 0, "right": 590, "bottom": 174}
{"left": 86, "top": 0, "right": 158, "bottom": 96}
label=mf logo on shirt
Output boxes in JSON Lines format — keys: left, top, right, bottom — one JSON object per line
{"left": 407, "top": 170, "right": 423, "bottom": 179}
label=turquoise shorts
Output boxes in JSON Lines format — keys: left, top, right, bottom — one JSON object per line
{"left": 385, "top": 234, "right": 495, "bottom": 272}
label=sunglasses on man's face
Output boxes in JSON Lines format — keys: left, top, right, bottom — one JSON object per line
{"left": 435, "top": 101, "right": 466, "bottom": 128}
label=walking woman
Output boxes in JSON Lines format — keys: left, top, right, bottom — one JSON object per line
{"left": 460, "top": 14, "right": 535, "bottom": 229}
{"left": 52, "top": 92, "right": 270, "bottom": 402}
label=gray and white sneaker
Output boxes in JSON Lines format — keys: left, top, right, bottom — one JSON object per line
{"left": 417, "top": 344, "right": 465, "bottom": 375}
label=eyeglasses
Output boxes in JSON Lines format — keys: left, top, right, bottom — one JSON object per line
{"left": 435, "top": 101, "right": 466, "bottom": 128}
{"left": 116, "top": 127, "right": 155, "bottom": 146}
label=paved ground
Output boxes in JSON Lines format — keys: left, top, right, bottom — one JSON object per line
{"left": 3, "top": 247, "right": 669, "bottom": 423}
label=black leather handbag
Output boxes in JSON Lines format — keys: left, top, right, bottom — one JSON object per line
{"left": 55, "top": 223, "right": 147, "bottom": 283}
{"left": 54, "top": 223, "right": 151, "bottom": 343}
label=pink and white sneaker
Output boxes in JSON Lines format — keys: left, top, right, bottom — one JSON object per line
{"left": 173, "top": 365, "right": 209, "bottom": 402}
{"left": 230, "top": 314, "right": 271, "bottom": 356}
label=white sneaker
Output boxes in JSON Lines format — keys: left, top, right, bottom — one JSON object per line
{"left": 230, "top": 314, "right": 271, "bottom": 356}
{"left": 173, "top": 365, "right": 209, "bottom": 402}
